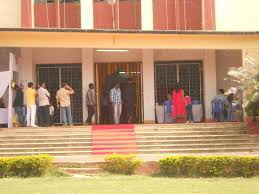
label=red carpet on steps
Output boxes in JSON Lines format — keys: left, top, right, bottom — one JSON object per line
{"left": 92, "top": 124, "right": 137, "bottom": 155}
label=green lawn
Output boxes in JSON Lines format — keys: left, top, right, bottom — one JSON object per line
{"left": 0, "top": 176, "right": 259, "bottom": 194}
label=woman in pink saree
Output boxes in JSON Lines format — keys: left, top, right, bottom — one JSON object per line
{"left": 172, "top": 83, "right": 186, "bottom": 122}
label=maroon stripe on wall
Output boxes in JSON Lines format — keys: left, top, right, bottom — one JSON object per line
{"left": 21, "top": 0, "right": 32, "bottom": 27}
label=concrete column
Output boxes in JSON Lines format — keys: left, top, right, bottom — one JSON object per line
{"left": 20, "top": 48, "right": 34, "bottom": 87}
{"left": 81, "top": 0, "right": 94, "bottom": 29}
{"left": 142, "top": 49, "right": 155, "bottom": 123}
{"left": 82, "top": 48, "right": 94, "bottom": 122}
{"left": 203, "top": 50, "right": 217, "bottom": 120}
{"left": 141, "top": 0, "right": 153, "bottom": 30}
{"left": 31, "top": 0, "right": 34, "bottom": 28}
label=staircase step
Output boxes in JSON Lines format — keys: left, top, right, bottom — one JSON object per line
{"left": 135, "top": 131, "right": 245, "bottom": 136}
{"left": 0, "top": 138, "right": 92, "bottom": 143}
{"left": 0, "top": 142, "right": 92, "bottom": 148}
{"left": 0, "top": 150, "right": 92, "bottom": 157}
{"left": 137, "top": 143, "right": 259, "bottom": 149}
{"left": 136, "top": 134, "right": 250, "bottom": 140}
{"left": 137, "top": 147, "right": 259, "bottom": 154}
{"left": 0, "top": 134, "right": 91, "bottom": 139}
{"left": 0, "top": 146, "right": 92, "bottom": 152}
{"left": 136, "top": 138, "right": 257, "bottom": 145}
{"left": 135, "top": 123, "right": 245, "bottom": 130}
{"left": 136, "top": 127, "right": 244, "bottom": 132}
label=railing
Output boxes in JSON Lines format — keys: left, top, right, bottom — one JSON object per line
{"left": 93, "top": 0, "right": 141, "bottom": 30}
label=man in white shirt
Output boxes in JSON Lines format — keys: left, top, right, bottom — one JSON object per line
{"left": 37, "top": 82, "right": 50, "bottom": 127}
{"left": 110, "top": 83, "right": 122, "bottom": 124}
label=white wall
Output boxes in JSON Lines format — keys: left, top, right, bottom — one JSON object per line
{"left": 216, "top": 50, "right": 242, "bottom": 91}
{"left": 141, "top": 0, "right": 153, "bottom": 30}
{"left": 215, "top": 0, "right": 259, "bottom": 31}
{"left": 0, "top": 0, "right": 21, "bottom": 28}
{"left": 20, "top": 48, "right": 34, "bottom": 87}
{"left": 32, "top": 48, "right": 82, "bottom": 64}
{"left": 0, "top": 48, "right": 12, "bottom": 71}
{"left": 81, "top": 0, "right": 93, "bottom": 29}
{"left": 94, "top": 49, "right": 142, "bottom": 62}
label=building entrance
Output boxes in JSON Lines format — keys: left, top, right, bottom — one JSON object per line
{"left": 36, "top": 64, "right": 83, "bottom": 124}
{"left": 95, "top": 62, "right": 143, "bottom": 124}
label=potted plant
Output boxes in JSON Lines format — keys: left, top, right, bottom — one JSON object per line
{"left": 226, "top": 54, "right": 259, "bottom": 134}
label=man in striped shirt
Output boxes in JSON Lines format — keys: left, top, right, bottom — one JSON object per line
{"left": 110, "top": 83, "right": 122, "bottom": 124}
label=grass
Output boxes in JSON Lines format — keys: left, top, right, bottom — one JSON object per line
{"left": 0, "top": 175, "right": 259, "bottom": 194}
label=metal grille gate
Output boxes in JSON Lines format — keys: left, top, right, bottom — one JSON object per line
{"left": 37, "top": 64, "right": 83, "bottom": 124}
{"left": 155, "top": 61, "right": 203, "bottom": 105}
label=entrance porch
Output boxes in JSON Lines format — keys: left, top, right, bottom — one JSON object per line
{"left": 13, "top": 48, "right": 242, "bottom": 124}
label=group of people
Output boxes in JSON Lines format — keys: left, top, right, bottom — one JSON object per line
{"left": 211, "top": 87, "right": 243, "bottom": 122}
{"left": 164, "top": 83, "right": 194, "bottom": 123}
{"left": 13, "top": 82, "right": 74, "bottom": 127}
{"left": 85, "top": 79, "right": 136, "bottom": 125}
{"left": 212, "top": 87, "right": 259, "bottom": 122}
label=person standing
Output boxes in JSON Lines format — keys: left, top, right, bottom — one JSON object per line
{"left": 25, "top": 82, "right": 37, "bottom": 127}
{"left": 172, "top": 83, "right": 186, "bottom": 123}
{"left": 86, "top": 83, "right": 95, "bottom": 125}
{"left": 212, "top": 89, "right": 228, "bottom": 121}
{"left": 125, "top": 78, "right": 136, "bottom": 124}
{"left": 56, "top": 83, "right": 74, "bottom": 126}
{"left": 13, "top": 84, "right": 25, "bottom": 126}
{"left": 110, "top": 83, "right": 122, "bottom": 124}
{"left": 164, "top": 92, "right": 173, "bottom": 124}
{"left": 37, "top": 82, "right": 50, "bottom": 127}
{"left": 49, "top": 103, "right": 55, "bottom": 126}
{"left": 101, "top": 92, "right": 110, "bottom": 124}
{"left": 184, "top": 92, "right": 193, "bottom": 123}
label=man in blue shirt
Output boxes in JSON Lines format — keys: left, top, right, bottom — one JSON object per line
{"left": 110, "top": 83, "right": 122, "bottom": 124}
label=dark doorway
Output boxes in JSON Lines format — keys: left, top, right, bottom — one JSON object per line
{"left": 95, "top": 62, "right": 143, "bottom": 124}
{"left": 36, "top": 64, "right": 83, "bottom": 124}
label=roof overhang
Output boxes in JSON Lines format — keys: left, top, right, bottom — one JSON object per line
{"left": 1, "top": 28, "right": 259, "bottom": 49}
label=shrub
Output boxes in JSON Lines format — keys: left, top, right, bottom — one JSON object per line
{"left": 102, "top": 154, "right": 143, "bottom": 175}
{"left": 159, "top": 155, "right": 259, "bottom": 177}
{"left": 0, "top": 155, "right": 53, "bottom": 178}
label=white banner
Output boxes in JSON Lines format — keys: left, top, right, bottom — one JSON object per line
{"left": 0, "top": 71, "right": 10, "bottom": 98}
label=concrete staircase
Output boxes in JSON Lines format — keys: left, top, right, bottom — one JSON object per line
{"left": 0, "top": 123, "right": 258, "bottom": 158}
{"left": 0, "top": 126, "right": 92, "bottom": 157}
{"left": 135, "top": 123, "right": 259, "bottom": 154}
